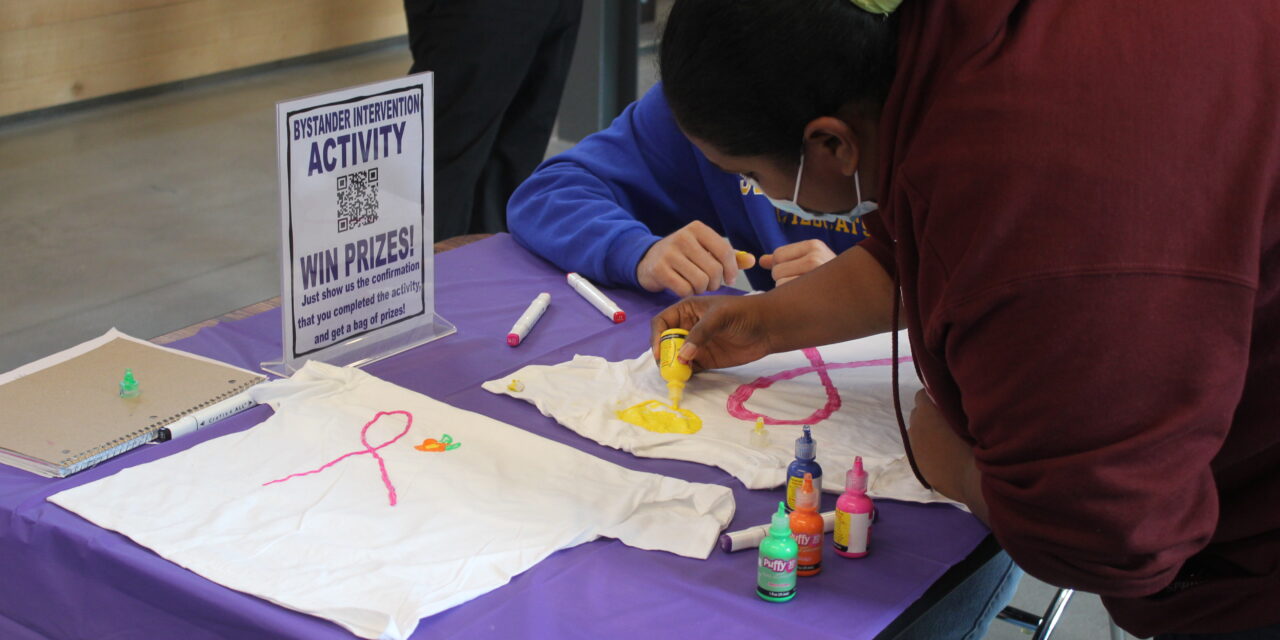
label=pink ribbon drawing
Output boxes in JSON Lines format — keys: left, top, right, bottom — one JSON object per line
{"left": 262, "top": 410, "right": 413, "bottom": 506}
{"left": 726, "top": 348, "right": 912, "bottom": 426}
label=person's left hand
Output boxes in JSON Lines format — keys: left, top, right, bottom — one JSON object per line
{"left": 758, "top": 239, "right": 836, "bottom": 286}
{"left": 908, "top": 389, "right": 977, "bottom": 504}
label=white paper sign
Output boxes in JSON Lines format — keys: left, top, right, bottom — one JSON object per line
{"left": 269, "top": 73, "right": 453, "bottom": 375}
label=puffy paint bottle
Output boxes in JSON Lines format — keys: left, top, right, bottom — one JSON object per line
{"left": 789, "top": 473, "right": 824, "bottom": 576}
{"left": 757, "top": 501, "right": 798, "bottom": 602}
{"left": 658, "top": 328, "right": 692, "bottom": 409}
{"left": 786, "top": 425, "right": 822, "bottom": 511}
{"left": 749, "top": 417, "right": 770, "bottom": 448}
{"left": 833, "top": 456, "right": 873, "bottom": 558}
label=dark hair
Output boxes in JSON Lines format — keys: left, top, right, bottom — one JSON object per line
{"left": 659, "top": 0, "right": 897, "bottom": 163}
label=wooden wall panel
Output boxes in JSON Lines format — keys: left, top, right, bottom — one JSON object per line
{"left": 2, "top": 0, "right": 182, "bottom": 32}
{"left": 0, "top": 0, "right": 407, "bottom": 118}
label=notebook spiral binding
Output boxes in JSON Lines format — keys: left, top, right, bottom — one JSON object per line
{"left": 56, "top": 378, "right": 260, "bottom": 470}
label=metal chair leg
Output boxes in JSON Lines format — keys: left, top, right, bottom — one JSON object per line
{"left": 996, "top": 587, "right": 1076, "bottom": 640}
{"left": 1030, "top": 588, "right": 1074, "bottom": 640}
{"left": 997, "top": 605, "right": 1042, "bottom": 632}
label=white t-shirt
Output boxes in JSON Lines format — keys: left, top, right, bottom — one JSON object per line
{"left": 484, "top": 331, "right": 955, "bottom": 506}
{"left": 50, "top": 361, "right": 735, "bottom": 639}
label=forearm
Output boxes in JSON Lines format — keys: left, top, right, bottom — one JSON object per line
{"left": 757, "top": 245, "right": 897, "bottom": 353}
{"left": 937, "top": 459, "right": 990, "bottom": 526}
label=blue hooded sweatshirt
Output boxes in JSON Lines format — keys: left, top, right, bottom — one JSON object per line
{"left": 507, "top": 84, "right": 870, "bottom": 292}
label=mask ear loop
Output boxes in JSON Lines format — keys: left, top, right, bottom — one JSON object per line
{"left": 854, "top": 170, "right": 864, "bottom": 207}
{"left": 791, "top": 152, "right": 805, "bottom": 205}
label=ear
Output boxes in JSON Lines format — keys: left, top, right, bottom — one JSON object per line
{"left": 802, "top": 116, "right": 860, "bottom": 177}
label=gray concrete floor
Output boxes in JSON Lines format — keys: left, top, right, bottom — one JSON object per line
{"left": 0, "top": 36, "right": 1129, "bottom": 640}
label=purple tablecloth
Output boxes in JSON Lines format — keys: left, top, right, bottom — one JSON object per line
{"left": 0, "top": 234, "right": 989, "bottom": 640}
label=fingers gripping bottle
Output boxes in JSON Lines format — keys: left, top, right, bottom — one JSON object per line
{"left": 833, "top": 456, "right": 873, "bottom": 558}
{"left": 789, "top": 473, "right": 824, "bottom": 576}
{"left": 757, "top": 502, "right": 798, "bottom": 602}
{"left": 658, "top": 329, "right": 692, "bottom": 409}
{"left": 786, "top": 425, "right": 822, "bottom": 512}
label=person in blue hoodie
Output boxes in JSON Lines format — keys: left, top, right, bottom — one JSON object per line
{"left": 507, "top": 84, "right": 872, "bottom": 297}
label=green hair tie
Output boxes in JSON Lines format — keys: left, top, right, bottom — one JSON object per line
{"left": 849, "top": 0, "right": 901, "bottom": 15}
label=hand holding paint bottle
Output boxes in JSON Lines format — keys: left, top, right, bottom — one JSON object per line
{"left": 833, "top": 456, "right": 873, "bottom": 558}
{"left": 658, "top": 328, "right": 692, "bottom": 409}
{"left": 634, "top": 220, "right": 745, "bottom": 297}
{"left": 757, "top": 502, "right": 798, "bottom": 602}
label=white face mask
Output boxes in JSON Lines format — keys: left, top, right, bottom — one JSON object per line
{"left": 743, "top": 153, "right": 878, "bottom": 222}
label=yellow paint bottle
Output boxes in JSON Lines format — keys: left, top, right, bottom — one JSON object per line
{"left": 658, "top": 328, "right": 692, "bottom": 409}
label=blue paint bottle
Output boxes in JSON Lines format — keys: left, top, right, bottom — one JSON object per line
{"left": 786, "top": 426, "right": 822, "bottom": 512}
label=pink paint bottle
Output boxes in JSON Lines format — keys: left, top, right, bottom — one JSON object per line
{"left": 833, "top": 456, "right": 873, "bottom": 558}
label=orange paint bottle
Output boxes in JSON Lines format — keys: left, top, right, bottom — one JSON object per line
{"left": 789, "top": 472, "right": 823, "bottom": 577}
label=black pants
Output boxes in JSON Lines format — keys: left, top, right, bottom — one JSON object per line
{"left": 404, "top": 0, "right": 582, "bottom": 240}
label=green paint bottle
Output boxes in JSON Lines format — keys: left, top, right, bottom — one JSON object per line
{"left": 756, "top": 501, "right": 798, "bottom": 602}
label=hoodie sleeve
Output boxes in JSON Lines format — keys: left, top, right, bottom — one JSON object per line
{"left": 507, "top": 84, "right": 721, "bottom": 289}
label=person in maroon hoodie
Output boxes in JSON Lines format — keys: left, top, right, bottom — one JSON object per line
{"left": 651, "top": 1, "right": 1280, "bottom": 638}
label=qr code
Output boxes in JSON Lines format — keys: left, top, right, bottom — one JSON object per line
{"left": 336, "top": 168, "right": 379, "bottom": 232}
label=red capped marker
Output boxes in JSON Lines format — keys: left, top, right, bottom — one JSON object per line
{"left": 566, "top": 273, "right": 626, "bottom": 324}
{"left": 506, "top": 292, "right": 551, "bottom": 347}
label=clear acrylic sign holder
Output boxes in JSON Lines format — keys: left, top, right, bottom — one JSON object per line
{"left": 262, "top": 73, "right": 454, "bottom": 377}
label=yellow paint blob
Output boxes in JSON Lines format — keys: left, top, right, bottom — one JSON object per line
{"left": 616, "top": 400, "right": 703, "bottom": 435}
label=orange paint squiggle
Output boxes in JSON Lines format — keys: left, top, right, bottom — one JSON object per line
{"left": 415, "top": 434, "right": 460, "bottom": 452}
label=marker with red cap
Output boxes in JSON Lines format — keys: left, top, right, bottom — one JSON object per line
{"left": 566, "top": 272, "right": 626, "bottom": 323}
{"left": 507, "top": 292, "right": 551, "bottom": 347}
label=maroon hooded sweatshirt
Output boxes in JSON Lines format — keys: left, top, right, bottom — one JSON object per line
{"left": 860, "top": 2, "right": 1280, "bottom": 636}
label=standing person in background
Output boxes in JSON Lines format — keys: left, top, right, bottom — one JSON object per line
{"left": 403, "top": 0, "right": 582, "bottom": 240}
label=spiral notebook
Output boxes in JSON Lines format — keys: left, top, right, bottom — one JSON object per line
{"left": 0, "top": 329, "right": 266, "bottom": 478}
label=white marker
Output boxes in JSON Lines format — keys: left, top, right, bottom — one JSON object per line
{"left": 719, "top": 510, "right": 837, "bottom": 553}
{"left": 507, "top": 292, "right": 551, "bottom": 347}
{"left": 566, "top": 272, "right": 626, "bottom": 323}
{"left": 156, "top": 391, "right": 258, "bottom": 442}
